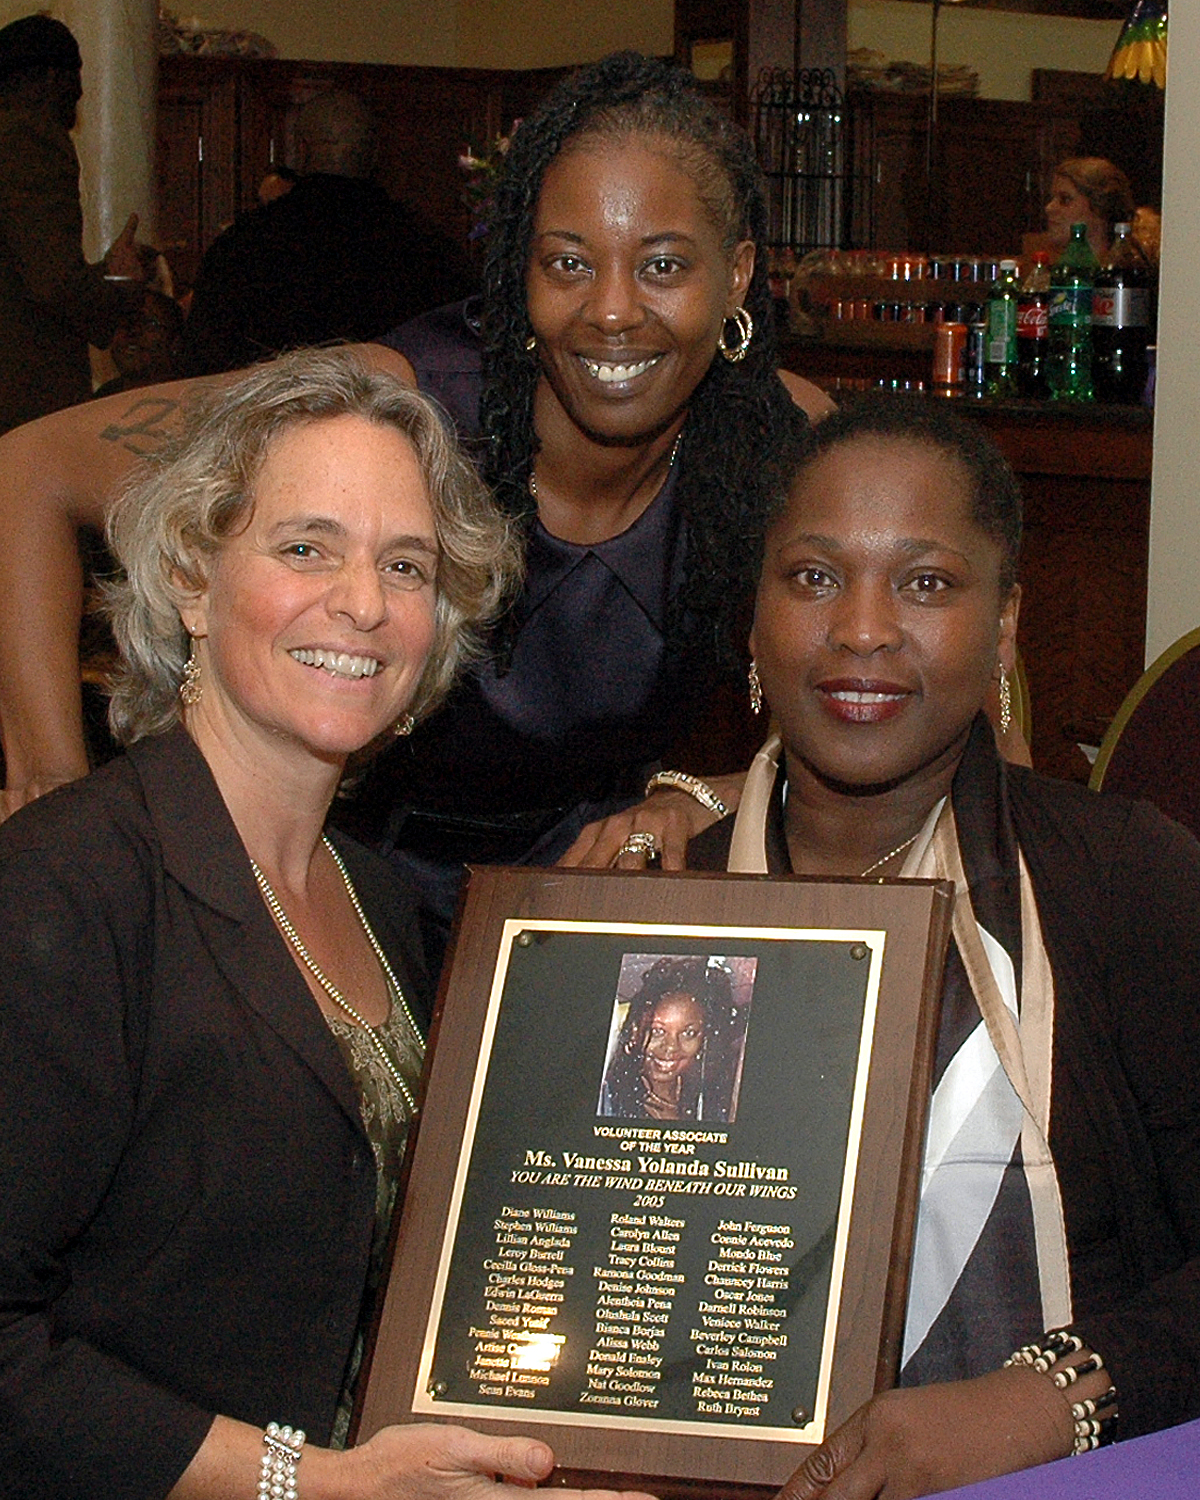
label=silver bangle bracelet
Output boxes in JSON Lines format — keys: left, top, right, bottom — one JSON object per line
{"left": 259, "top": 1422, "right": 305, "bottom": 1500}
{"left": 644, "top": 769, "right": 728, "bottom": 818}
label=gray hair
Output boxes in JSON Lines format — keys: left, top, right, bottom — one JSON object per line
{"left": 105, "top": 347, "right": 521, "bottom": 745}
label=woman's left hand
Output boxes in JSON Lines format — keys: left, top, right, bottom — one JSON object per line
{"left": 777, "top": 1368, "right": 1075, "bottom": 1500}
{"left": 560, "top": 773, "right": 746, "bottom": 871}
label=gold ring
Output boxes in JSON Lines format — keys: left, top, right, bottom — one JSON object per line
{"left": 617, "top": 831, "right": 662, "bottom": 859}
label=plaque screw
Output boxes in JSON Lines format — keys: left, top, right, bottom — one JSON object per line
{"left": 516, "top": 931, "right": 533, "bottom": 947}
{"left": 850, "top": 943, "right": 869, "bottom": 961}
{"left": 791, "top": 1406, "right": 810, "bottom": 1425}
{"left": 428, "top": 1380, "right": 448, "bottom": 1398}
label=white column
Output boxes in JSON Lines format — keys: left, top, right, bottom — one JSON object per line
{"left": 1147, "top": 11, "right": 1200, "bottom": 661}
{"left": 61, "top": 0, "right": 158, "bottom": 259}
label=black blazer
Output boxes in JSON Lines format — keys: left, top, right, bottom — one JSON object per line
{"left": 690, "top": 735, "right": 1200, "bottom": 1439}
{"left": 0, "top": 728, "right": 430, "bottom": 1500}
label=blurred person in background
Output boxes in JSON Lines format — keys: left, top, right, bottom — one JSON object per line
{"left": 1043, "top": 157, "right": 1134, "bottom": 260}
{"left": 0, "top": 13, "right": 142, "bottom": 434}
{"left": 183, "top": 89, "right": 470, "bottom": 376}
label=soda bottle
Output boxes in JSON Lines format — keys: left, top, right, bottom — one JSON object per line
{"left": 1047, "top": 223, "right": 1097, "bottom": 402}
{"left": 1093, "top": 222, "right": 1153, "bottom": 404}
{"left": 984, "top": 260, "right": 1021, "bottom": 396}
{"left": 1016, "top": 252, "right": 1051, "bottom": 398}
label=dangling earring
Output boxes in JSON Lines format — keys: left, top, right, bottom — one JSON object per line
{"left": 998, "top": 667, "right": 1012, "bottom": 736}
{"left": 718, "top": 306, "right": 753, "bottom": 363}
{"left": 393, "top": 713, "right": 415, "bottom": 737}
{"left": 179, "top": 641, "right": 202, "bottom": 707}
{"left": 748, "top": 660, "right": 763, "bottom": 716}
{"left": 524, "top": 334, "right": 537, "bottom": 353}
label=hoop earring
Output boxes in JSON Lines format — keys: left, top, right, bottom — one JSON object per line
{"left": 525, "top": 334, "right": 537, "bottom": 353}
{"left": 748, "top": 659, "right": 763, "bottom": 716}
{"left": 179, "top": 643, "right": 202, "bottom": 707}
{"left": 998, "top": 668, "right": 1012, "bottom": 737}
{"left": 718, "top": 306, "right": 753, "bottom": 363}
{"left": 393, "top": 713, "right": 415, "bottom": 737}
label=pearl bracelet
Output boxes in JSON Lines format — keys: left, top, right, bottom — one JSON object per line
{"left": 644, "top": 769, "right": 728, "bottom": 818}
{"left": 259, "top": 1422, "right": 305, "bottom": 1500}
{"left": 1004, "top": 1330, "right": 1118, "bottom": 1454}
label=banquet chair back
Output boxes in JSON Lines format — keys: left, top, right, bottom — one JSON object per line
{"left": 1089, "top": 625, "right": 1200, "bottom": 842}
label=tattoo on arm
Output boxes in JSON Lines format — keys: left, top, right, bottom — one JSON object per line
{"left": 98, "top": 397, "right": 183, "bottom": 456}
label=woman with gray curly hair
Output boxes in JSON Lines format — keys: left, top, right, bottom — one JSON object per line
{"left": 0, "top": 349, "right": 648, "bottom": 1500}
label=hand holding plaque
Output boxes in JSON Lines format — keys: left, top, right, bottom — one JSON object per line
{"left": 776, "top": 1364, "right": 1082, "bottom": 1500}
{"left": 325, "top": 1423, "right": 659, "bottom": 1500}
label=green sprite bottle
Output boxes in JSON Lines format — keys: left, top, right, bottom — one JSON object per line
{"left": 1047, "top": 223, "right": 1097, "bottom": 402}
{"left": 985, "top": 259, "right": 1021, "bottom": 396}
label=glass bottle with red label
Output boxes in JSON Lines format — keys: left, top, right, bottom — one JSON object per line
{"left": 1016, "top": 252, "right": 1051, "bottom": 399}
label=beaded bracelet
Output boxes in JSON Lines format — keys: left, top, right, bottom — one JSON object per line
{"left": 644, "top": 769, "right": 728, "bottom": 818}
{"left": 259, "top": 1422, "right": 305, "bottom": 1500}
{"left": 1004, "top": 1330, "right": 1118, "bottom": 1454}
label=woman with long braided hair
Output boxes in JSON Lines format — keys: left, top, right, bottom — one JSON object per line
{"left": 0, "top": 52, "right": 828, "bottom": 970}
{"left": 345, "top": 51, "right": 828, "bottom": 950}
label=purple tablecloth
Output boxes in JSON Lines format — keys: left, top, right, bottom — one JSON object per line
{"left": 928, "top": 1418, "right": 1200, "bottom": 1498}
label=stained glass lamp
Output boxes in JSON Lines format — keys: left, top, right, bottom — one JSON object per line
{"left": 1106, "top": 0, "right": 1168, "bottom": 90}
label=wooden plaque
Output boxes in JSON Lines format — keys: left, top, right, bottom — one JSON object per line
{"left": 357, "top": 868, "right": 953, "bottom": 1493}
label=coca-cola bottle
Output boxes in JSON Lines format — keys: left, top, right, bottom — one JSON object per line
{"left": 1047, "top": 223, "right": 1097, "bottom": 403}
{"left": 1016, "top": 252, "right": 1051, "bottom": 398}
{"left": 1093, "top": 222, "right": 1153, "bottom": 404}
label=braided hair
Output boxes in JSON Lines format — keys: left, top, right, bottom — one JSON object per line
{"left": 600, "top": 955, "right": 743, "bottom": 1121}
{"left": 480, "top": 50, "right": 813, "bottom": 670}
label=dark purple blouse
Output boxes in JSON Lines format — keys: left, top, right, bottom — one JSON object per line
{"left": 340, "top": 304, "right": 695, "bottom": 877}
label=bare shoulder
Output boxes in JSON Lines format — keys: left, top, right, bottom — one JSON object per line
{"left": 0, "top": 376, "right": 207, "bottom": 527}
{"left": 0, "top": 348, "right": 418, "bottom": 533}
{"left": 777, "top": 368, "right": 836, "bottom": 423}
{"left": 358, "top": 341, "right": 418, "bottom": 386}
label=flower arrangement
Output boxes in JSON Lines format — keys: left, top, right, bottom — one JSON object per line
{"left": 458, "top": 129, "right": 517, "bottom": 242}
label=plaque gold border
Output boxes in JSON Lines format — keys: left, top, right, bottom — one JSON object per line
{"left": 356, "top": 868, "right": 953, "bottom": 1493}
{"left": 411, "top": 918, "right": 887, "bottom": 1447}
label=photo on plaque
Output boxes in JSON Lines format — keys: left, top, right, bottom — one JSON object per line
{"left": 595, "top": 953, "right": 756, "bottom": 1124}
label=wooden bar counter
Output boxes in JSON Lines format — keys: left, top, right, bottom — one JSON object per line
{"left": 783, "top": 334, "right": 1153, "bottom": 783}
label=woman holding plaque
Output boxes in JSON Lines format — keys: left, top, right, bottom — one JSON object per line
{"left": 598, "top": 954, "right": 745, "bottom": 1122}
{"left": 688, "top": 399, "right": 1200, "bottom": 1494}
{"left": 0, "top": 351, "right": 653, "bottom": 1500}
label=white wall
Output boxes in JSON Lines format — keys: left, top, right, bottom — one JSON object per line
{"left": 0, "top": 0, "right": 671, "bottom": 69}
{"left": 456, "top": 0, "right": 672, "bottom": 69}
{"left": 0, "top": 2, "right": 1114, "bottom": 91}
{"left": 848, "top": 0, "right": 1121, "bottom": 103}
{"left": 1146, "top": 10, "right": 1200, "bottom": 660}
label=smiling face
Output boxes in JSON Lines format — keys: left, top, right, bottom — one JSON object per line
{"left": 1045, "top": 173, "right": 1107, "bottom": 252}
{"left": 525, "top": 134, "right": 753, "bottom": 447}
{"left": 180, "top": 413, "right": 438, "bottom": 770}
{"left": 642, "top": 992, "right": 707, "bottom": 1093}
{"left": 751, "top": 435, "right": 1019, "bottom": 798}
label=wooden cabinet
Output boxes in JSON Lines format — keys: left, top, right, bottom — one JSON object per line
{"left": 849, "top": 92, "right": 1083, "bottom": 253}
{"left": 156, "top": 56, "right": 569, "bottom": 292}
{"left": 157, "top": 63, "right": 239, "bottom": 289}
{"left": 848, "top": 85, "right": 1162, "bottom": 256}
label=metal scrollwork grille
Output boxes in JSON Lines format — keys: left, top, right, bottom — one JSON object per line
{"left": 752, "top": 68, "right": 847, "bottom": 253}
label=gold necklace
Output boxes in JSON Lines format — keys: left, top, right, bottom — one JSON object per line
{"left": 528, "top": 431, "right": 683, "bottom": 503}
{"left": 859, "top": 832, "right": 920, "bottom": 879}
{"left": 249, "top": 836, "right": 419, "bottom": 1114}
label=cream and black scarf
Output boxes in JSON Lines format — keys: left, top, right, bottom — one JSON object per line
{"left": 725, "top": 716, "right": 1071, "bottom": 1380}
